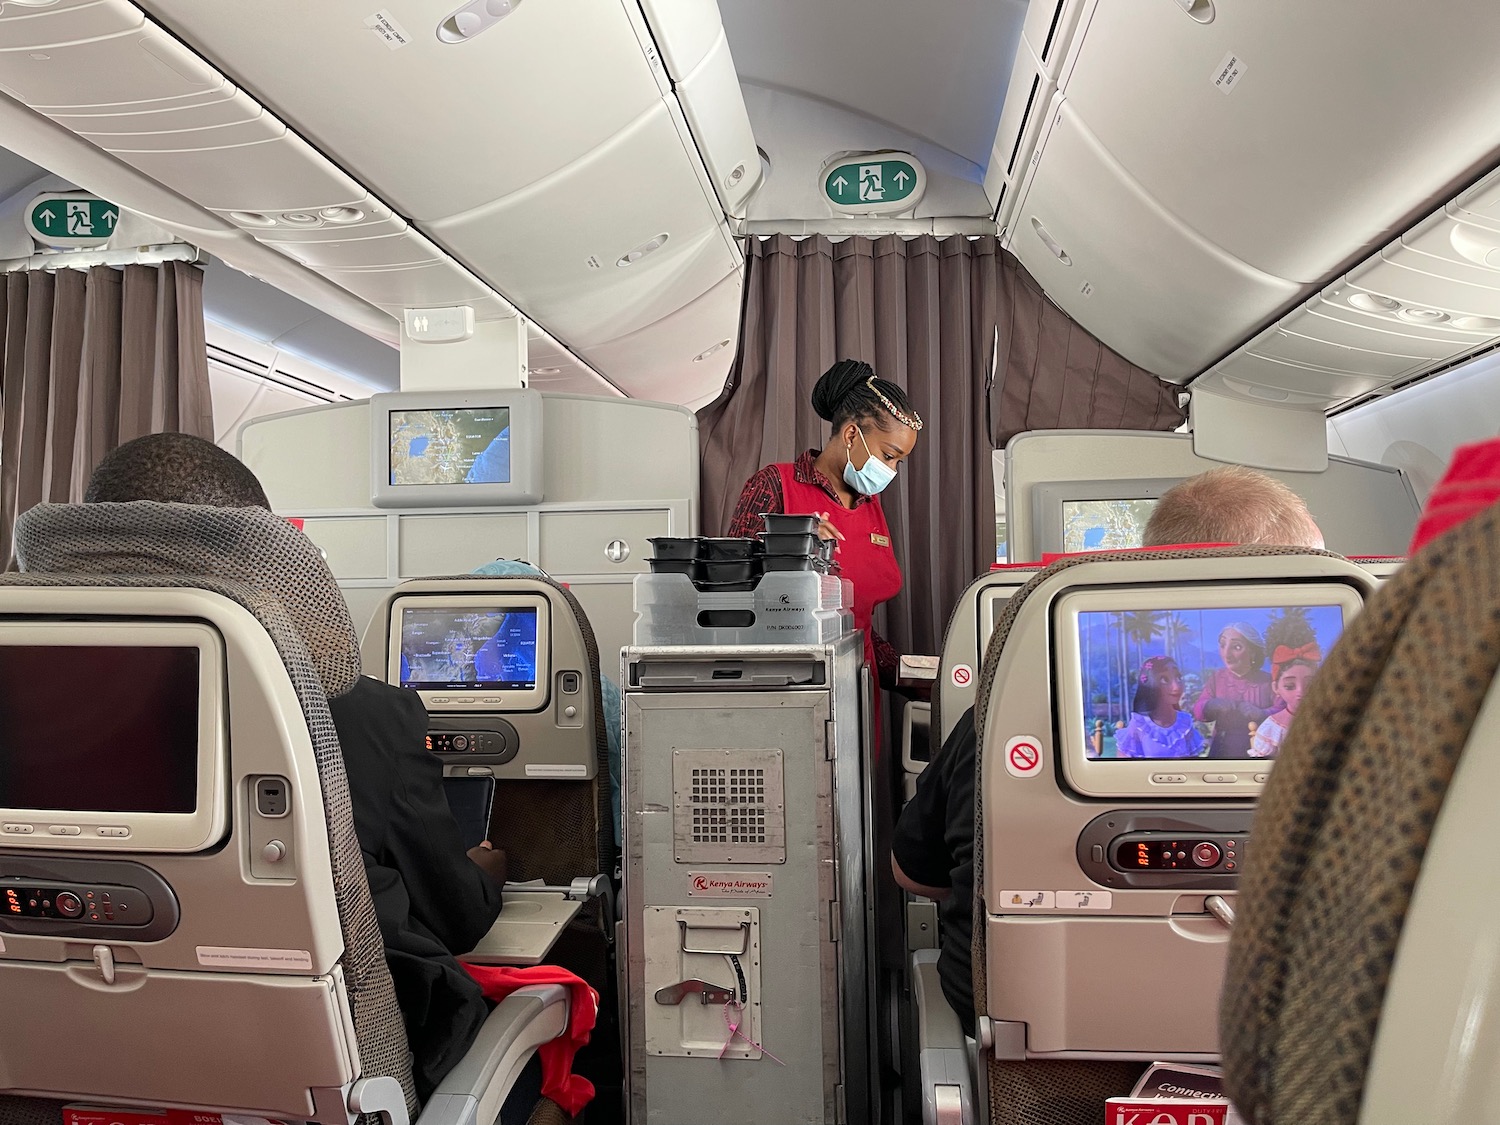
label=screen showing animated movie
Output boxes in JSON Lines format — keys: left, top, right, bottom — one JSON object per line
{"left": 1076, "top": 604, "right": 1345, "bottom": 761}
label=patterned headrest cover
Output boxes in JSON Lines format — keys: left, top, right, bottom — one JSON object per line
{"left": 1222, "top": 506, "right": 1500, "bottom": 1124}
{"left": 14, "top": 502, "right": 363, "bottom": 699}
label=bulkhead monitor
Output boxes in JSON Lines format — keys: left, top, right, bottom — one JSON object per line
{"left": 1052, "top": 583, "right": 1363, "bottom": 799}
{"left": 389, "top": 594, "right": 552, "bottom": 713}
{"left": 1031, "top": 478, "right": 1182, "bottom": 557}
{"left": 369, "top": 389, "right": 544, "bottom": 508}
{"left": 0, "top": 621, "right": 227, "bottom": 851}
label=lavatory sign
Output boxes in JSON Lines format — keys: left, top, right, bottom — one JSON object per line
{"left": 26, "top": 192, "right": 120, "bottom": 248}
{"left": 820, "top": 151, "right": 926, "bottom": 216}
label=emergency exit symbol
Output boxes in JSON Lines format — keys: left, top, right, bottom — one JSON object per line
{"left": 821, "top": 153, "right": 925, "bottom": 213}
{"left": 26, "top": 193, "right": 119, "bottom": 247}
{"left": 1005, "top": 735, "right": 1043, "bottom": 779}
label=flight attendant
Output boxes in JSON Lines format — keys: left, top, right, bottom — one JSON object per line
{"left": 727, "top": 359, "right": 922, "bottom": 693}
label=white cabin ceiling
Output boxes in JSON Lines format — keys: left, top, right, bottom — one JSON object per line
{"left": 718, "top": 0, "right": 1027, "bottom": 169}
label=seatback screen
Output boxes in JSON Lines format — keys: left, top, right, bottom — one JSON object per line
{"left": 1061, "top": 499, "right": 1158, "bottom": 553}
{"left": 1076, "top": 604, "right": 1345, "bottom": 761}
{"left": 399, "top": 607, "right": 539, "bottom": 691}
{"left": 0, "top": 646, "right": 200, "bottom": 813}
{"left": 389, "top": 407, "right": 511, "bottom": 485}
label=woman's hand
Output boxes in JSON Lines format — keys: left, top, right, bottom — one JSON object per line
{"left": 816, "top": 512, "right": 846, "bottom": 543}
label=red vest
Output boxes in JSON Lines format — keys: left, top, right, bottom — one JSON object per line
{"left": 774, "top": 463, "right": 903, "bottom": 675}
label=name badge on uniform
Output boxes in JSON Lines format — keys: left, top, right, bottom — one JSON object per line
{"left": 870, "top": 533, "right": 891, "bottom": 548}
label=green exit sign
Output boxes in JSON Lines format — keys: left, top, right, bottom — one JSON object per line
{"left": 821, "top": 152, "right": 926, "bottom": 215}
{"left": 26, "top": 193, "right": 120, "bottom": 248}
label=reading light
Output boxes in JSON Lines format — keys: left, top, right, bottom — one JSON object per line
{"left": 280, "top": 212, "right": 321, "bottom": 227}
{"left": 318, "top": 206, "right": 365, "bottom": 224}
{"left": 693, "top": 340, "right": 731, "bottom": 362}
{"left": 228, "top": 211, "right": 277, "bottom": 228}
{"left": 531, "top": 366, "right": 562, "bottom": 375}
{"left": 1346, "top": 292, "right": 1400, "bottom": 314}
{"left": 1397, "top": 306, "right": 1449, "bottom": 324}
{"left": 1171, "top": 0, "right": 1215, "bottom": 23}
{"left": 618, "top": 233, "right": 668, "bottom": 267}
{"left": 1453, "top": 315, "right": 1500, "bottom": 332}
{"left": 438, "top": 0, "right": 517, "bottom": 42}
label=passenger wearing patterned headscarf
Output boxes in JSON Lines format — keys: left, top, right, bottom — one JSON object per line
{"left": 1193, "top": 622, "right": 1276, "bottom": 759}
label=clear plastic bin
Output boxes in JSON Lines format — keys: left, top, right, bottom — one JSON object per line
{"left": 633, "top": 571, "right": 855, "bottom": 645}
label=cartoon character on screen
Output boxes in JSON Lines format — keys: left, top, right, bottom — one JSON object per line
{"left": 1114, "top": 656, "right": 1206, "bottom": 759}
{"left": 1192, "top": 622, "right": 1275, "bottom": 759}
{"left": 1248, "top": 617, "right": 1321, "bottom": 759}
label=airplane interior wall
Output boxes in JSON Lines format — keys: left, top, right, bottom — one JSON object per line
{"left": 239, "top": 394, "right": 699, "bottom": 669}
{"left": 1328, "top": 350, "right": 1500, "bottom": 504}
{"left": 1005, "top": 430, "right": 1420, "bottom": 562}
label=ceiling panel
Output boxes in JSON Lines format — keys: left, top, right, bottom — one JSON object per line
{"left": 718, "top": 0, "right": 1026, "bottom": 167}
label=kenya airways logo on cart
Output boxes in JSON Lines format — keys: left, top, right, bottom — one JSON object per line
{"left": 687, "top": 872, "right": 773, "bottom": 898}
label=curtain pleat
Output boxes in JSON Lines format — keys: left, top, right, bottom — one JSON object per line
{"left": 699, "top": 236, "right": 1183, "bottom": 660}
{"left": 0, "top": 260, "right": 212, "bottom": 568}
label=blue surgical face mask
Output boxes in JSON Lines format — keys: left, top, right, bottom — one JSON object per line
{"left": 843, "top": 426, "right": 896, "bottom": 495}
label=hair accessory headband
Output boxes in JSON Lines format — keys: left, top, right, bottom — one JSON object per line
{"left": 865, "top": 377, "right": 923, "bottom": 432}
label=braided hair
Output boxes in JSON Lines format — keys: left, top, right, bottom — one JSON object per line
{"left": 810, "top": 359, "right": 922, "bottom": 433}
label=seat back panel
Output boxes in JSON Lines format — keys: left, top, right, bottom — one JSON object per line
{"left": 0, "top": 962, "right": 354, "bottom": 1114}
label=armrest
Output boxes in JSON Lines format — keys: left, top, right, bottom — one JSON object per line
{"left": 415, "top": 985, "right": 570, "bottom": 1125}
{"left": 912, "top": 950, "right": 974, "bottom": 1125}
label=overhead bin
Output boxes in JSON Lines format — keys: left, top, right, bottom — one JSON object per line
{"left": 1060, "top": 0, "right": 1500, "bottom": 285}
{"left": 1007, "top": 96, "right": 1298, "bottom": 380}
{"left": 578, "top": 268, "right": 742, "bottom": 407}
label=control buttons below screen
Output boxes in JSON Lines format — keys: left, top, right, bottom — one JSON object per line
{"left": 1192, "top": 842, "right": 1222, "bottom": 868}
{"left": 2, "top": 823, "right": 34, "bottom": 835}
{"left": 1253, "top": 773, "right": 1269, "bottom": 784}
{"left": 482, "top": 697, "right": 502, "bottom": 704}
{"left": 432, "top": 697, "right": 450, "bottom": 704}
{"left": 96, "top": 827, "right": 130, "bottom": 838}
{"left": 1204, "top": 774, "right": 1239, "bottom": 784}
{"left": 1151, "top": 773, "right": 1187, "bottom": 784}
{"left": 47, "top": 825, "right": 81, "bottom": 836}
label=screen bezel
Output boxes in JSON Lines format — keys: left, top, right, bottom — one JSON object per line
{"left": 1031, "top": 478, "right": 1182, "bottom": 558}
{"left": 0, "top": 620, "right": 228, "bottom": 852}
{"left": 1052, "top": 583, "right": 1364, "bottom": 799}
{"left": 369, "top": 389, "right": 544, "bottom": 509}
{"left": 388, "top": 593, "right": 551, "bottom": 713}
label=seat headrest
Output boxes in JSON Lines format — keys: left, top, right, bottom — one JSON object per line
{"left": 14, "top": 502, "right": 362, "bottom": 699}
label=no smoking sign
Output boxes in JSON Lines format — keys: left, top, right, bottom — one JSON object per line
{"left": 1004, "top": 735, "right": 1044, "bottom": 779}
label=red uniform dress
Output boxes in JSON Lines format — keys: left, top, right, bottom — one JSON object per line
{"left": 773, "top": 462, "right": 903, "bottom": 678}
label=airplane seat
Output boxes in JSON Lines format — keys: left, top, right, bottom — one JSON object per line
{"left": 964, "top": 545, "right": 1377, "bottom": 1125}
{"left": 359, "top": 576, "right": 619, "bottom": 1103}
{"left": 0, "top": 501, "right": 568, "bottom": 1125}
{"left": 1221, "top": 508, "right": 1500, "bottom": 1125}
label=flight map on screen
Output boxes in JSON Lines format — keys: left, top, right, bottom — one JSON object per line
{"left": 1076, "top": 604, "right": 1344, "bottom": 762}
{"left": 1062, "top": 499, "right": 1158, "bottom": 553}
{"left": 399, "top": 607, "right": 538, "bottom": 690}
{"left": 389, "top": 407, "right": 511, "bottom": 486}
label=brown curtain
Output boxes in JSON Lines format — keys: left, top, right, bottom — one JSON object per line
{"left": 698, "top": 235, "right": 1182, "bottom": 660}
{"left": 0, "top": 260, "right": 212, "bottom": 567}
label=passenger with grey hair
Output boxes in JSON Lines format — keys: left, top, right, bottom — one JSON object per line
{"left": 1142, "top": 465, "right": 1324, "bottom": 550}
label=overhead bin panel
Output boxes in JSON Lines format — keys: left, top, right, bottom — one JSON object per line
{"left": 675, "top": 28, "right": 761, "bottom": 217}
{"left": 580, "top": 267, "right": 742, "bottom": 406}
{"left": 637, "top": 0, "right": 722, "bottom": 79}
{"left": 143, "top": 0, "right": 667, "bottom": 223}
{"left": 1213, "top": 353, "right": 1390, "bottom": 406}
{"left": 1060, "top": 0, "right": 1500, "bottom": 284}
{"left": 983, "top": 36, "right": 1052, "bottom": 229}
{"left": 428, "top": 99, "right": 739, "bottom": 347}
{"left": 1022, "top": 0, "right": 1087, "bottom": 80}
{"left": 1007, "top": 96, "right": 1298, "bottom": 381}
{"left": 1292, "top": 301, "right": 1488, "bottom": 359}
